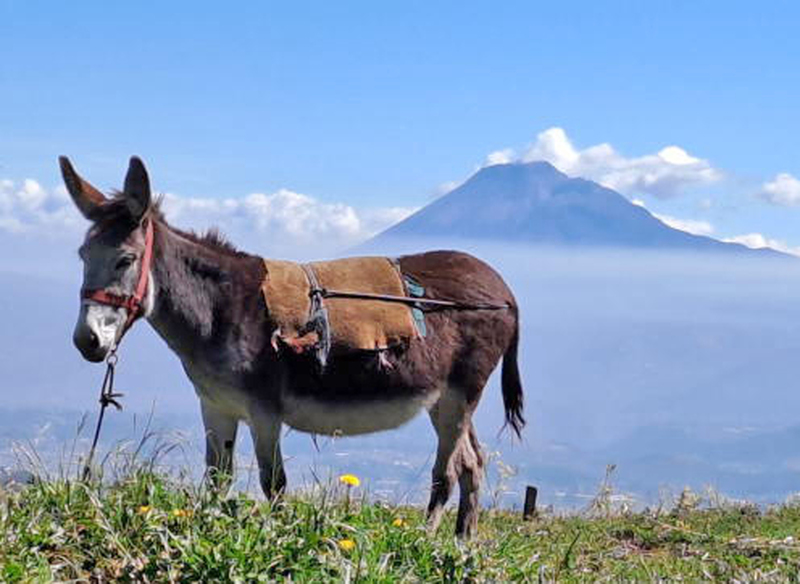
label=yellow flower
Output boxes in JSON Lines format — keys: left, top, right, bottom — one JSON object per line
{"left": 338, "top": 539, "right": 356, "bottom": 552}
{"left": 137, "top": 505, "right": 152, "bottom": 514}
{"left": 392, "top": 517, "right": 406, "bottom": 527}
{"left": 339, "top": 474, "right": 361, "bottom": 487}
{"left": 172, "top": 509, "right": 192, "bottom": 518}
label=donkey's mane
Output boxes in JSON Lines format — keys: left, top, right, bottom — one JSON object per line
{"left": 172, "top": 224, "right": 251, "bottom": 259}
{"left": 100, "top": 191, "right": 252, "bottom": 259}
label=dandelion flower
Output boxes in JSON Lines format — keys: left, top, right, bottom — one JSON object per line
{"left": 172, "top": 509, "right": 192, "bottom": 518}
{"left": 137, "top": 505, "right": 152, "bottom": 514}
{"left": 339, "top": 474, "right": 361, "bottom": 487}
{"left": 338, "top": 539, "right": 356, "bottom": 551}
{"left": 392, "top": 517, "right": 406, "bottom": 527}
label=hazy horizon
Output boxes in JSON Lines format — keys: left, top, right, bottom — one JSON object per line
{"left": 3, "top": 238, "right": 800, "bottom": 508}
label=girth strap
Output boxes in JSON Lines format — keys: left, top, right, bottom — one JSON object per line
{"left": 300, "top": 263, "right": 332, "bottom": 367}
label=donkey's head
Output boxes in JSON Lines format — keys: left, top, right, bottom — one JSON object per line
{"left": 61, "top": 156, "right": 156, "bottom": 362}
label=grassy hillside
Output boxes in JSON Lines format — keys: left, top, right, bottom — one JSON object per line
{"left": 3, "top": 470, "right": 800, "bottom": 582}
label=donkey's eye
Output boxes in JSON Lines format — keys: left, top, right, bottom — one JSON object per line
{"left": 115, "top": 256, "right": 135, "bottom": 271}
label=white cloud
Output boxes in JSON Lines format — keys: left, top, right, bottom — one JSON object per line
{"left": 652, "top": 213, "right": 715, "bottom": 237}
{"left": 0, "top": 179, "right": 83, "bottom": 235}
{"left": 757, "top": 173, "right": 800, "bottom": 206}
{"left": 483, "top": 148, "right": 515, "bottom": 167}
{"left": 160, "top": 190, "right": 416, "bottom": 255}
{"left": 491, "top": 127, "right": 723, "bottom": 199}
{"left": 624, "top": 196, "right": 715, "bottom": 237}
{"left": 0, "top": 177, "right": 416, "bottom": 256}
{"left": 632, "top": 197, "right": 796, "bottom": 254}
{"left": 723, "top": 233, "right": 800, "bottom": 257}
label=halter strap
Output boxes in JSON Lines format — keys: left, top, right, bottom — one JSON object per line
{"left": 81, "top": 219, "right": 155, "bottom": 338}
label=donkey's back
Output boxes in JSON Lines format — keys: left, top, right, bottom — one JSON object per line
{"left": 278, "top": 248, "right": 523, "bottom": 442}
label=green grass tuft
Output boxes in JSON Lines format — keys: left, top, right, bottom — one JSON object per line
{"left": 4, "top": 471, "right": 800, "bottom": 581}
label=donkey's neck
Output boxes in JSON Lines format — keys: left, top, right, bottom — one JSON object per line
{"left": 146, "top": 220, "right": 267, "bottom": 362}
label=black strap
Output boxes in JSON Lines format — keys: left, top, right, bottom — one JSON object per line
{"left": 314, "top": 288, "right": 511, "bottom": 311}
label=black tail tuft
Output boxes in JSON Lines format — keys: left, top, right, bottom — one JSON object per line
{"left": 501, "top": 312, "right": 525, "bottom": 439}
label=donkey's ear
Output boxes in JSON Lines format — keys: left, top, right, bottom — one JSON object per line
{"left": 59, "top": 156, "right": 107, "bottom": 220}
{"left": 123, "top": 156, "right": 151, "bottom": 222}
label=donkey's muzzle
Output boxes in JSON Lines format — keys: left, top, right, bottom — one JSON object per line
{"left": 73, "top": 328, "right": 106, "bottom": 363}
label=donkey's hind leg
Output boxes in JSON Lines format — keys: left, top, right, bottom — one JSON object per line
{"left": 200, "top": 398, "right": 239, "bottom": 490}
{"left": 455, "top": 421, "right": 485, "bottom": 538}
{"left": 426, "top": 389, "right": 470, "bottom": 533}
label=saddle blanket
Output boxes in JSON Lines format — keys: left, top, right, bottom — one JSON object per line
{"left": 261, "top": 257, "right": 421, "bottom": 360}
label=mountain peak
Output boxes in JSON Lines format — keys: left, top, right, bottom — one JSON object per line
{"left": 479, "top": 159, "right": 563, "bottom": 174}
{"left": 465, "top": 160, "right": 567, "bottom": 189}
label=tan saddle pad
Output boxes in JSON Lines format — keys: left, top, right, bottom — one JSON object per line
{"left": 261, "top": 256, "right": 419, "bottom": 354}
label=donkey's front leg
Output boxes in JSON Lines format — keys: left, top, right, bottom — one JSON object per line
{"left": 248, "top": 408, "right": 286, "bottom": 498}
{"left": 200, "top": 398, "right": 239, "bottom": 490}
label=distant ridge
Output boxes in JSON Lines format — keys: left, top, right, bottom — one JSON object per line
{"left": 366, "top": 161, "right": 783, "bottom": 256}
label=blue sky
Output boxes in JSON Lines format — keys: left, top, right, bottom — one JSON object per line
{"left": 1, "top": 1, "right": 799, "bottom": 254}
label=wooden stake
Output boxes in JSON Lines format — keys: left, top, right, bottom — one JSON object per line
{"left": 523, "top": 485, "right": 538, "bottom": 520}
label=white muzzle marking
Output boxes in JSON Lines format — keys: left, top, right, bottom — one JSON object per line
{"left": 81, "top": 302, "right": 126, "bottom": 351}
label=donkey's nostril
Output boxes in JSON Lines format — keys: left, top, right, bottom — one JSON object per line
{"left": 73, "top": 327, "right": 105, "bottom": 362}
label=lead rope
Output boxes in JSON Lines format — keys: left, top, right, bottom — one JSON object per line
{"left": 81, "top": 347, "right": 124, "bottom": 482}
{"left": 78, "top": 220, "right": 152, "bottom": 482}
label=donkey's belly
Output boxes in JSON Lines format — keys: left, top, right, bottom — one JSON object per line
{"left": 282, "top": 392, "right": 439, "bottom": 436}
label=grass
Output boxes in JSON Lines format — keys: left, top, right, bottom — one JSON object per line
{"left": 4, "top": 469, "right": 800, "bottom": 582}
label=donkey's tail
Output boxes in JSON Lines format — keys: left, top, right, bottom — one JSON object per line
{"left": 501, "top": 308, "right": 525, "bottom": 439}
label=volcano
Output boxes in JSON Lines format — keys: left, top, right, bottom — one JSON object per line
{"left": 367, "top": 161, "right": 778, "bottom": 256}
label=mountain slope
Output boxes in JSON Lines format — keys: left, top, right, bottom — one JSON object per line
{"left": 369, "top": 161, "right": 776, "bottom": 254}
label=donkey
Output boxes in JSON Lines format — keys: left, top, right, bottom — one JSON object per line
{"left": 63, "top": 156, "right": 525, "bottom": 538}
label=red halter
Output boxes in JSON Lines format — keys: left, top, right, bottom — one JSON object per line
{"left": 81, "top": 219, "right": 155, "bottom": 338}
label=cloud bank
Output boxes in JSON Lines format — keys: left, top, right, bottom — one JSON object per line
{"left": 485, "top": 127, "right": 722, "bottom": 199}
{"left": 723, "top": 233, "right": 800, "bottom": 256}
{"left": 2, "top": 129, "right": 796, "bottom": 260}
{"left": 160, "top": 190, "right": 415, "bottom": 256}
{"left": 0, "top": 178, "right": 415, "bottom": 259}
{"left": 0, "top": 179, "right": 83, "bottom": 235}
{"left": 633, "top": 195, "right": 799, "bottom": 256}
